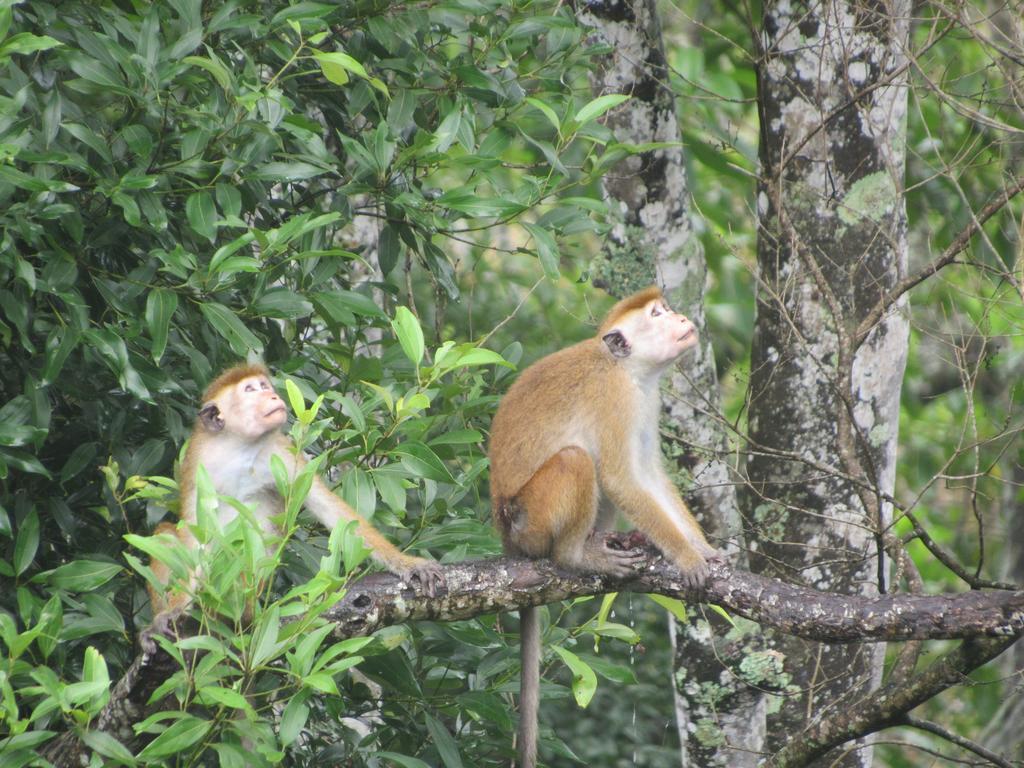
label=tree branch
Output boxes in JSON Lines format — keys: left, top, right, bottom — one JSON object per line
{"left": 43, "top": 550, "right": 1024, "bottom": 767}
{"left": 765, "top": 636, "right": 1018, "bottom": 767}
{"left": 326, "top": 551, "right": 1024, "bottom": 643}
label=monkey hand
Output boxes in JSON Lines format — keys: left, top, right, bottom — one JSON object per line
{"left": 402, "top": 558, "right": 446, "bottom": 598}
{"left": 139, "top": 606, "right": 185, "bottom": 655}
{"left": 578, "top": 534, "right": 647, "bottom": 577}
{"left": 674, "top": 548, "right": 722, "bottom": 590}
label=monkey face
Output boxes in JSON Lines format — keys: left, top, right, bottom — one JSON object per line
{"left": 607, "top": 298, "right": 698, "bottom": 368}
{"left": 210, "top": 374, "right": 287, "bottom": 439}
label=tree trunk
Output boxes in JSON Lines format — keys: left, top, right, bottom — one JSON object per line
{"left": 746, "top": 0, "right": 911, "bottom": 765}
{"left": 577, "top": 2, "right": 764, "bottom": 764}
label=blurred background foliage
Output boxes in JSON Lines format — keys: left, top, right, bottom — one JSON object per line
{"left": 0, "top": 0, "right": 1021, "bottom": 765}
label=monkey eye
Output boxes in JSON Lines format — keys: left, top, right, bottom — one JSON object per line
{"left": 244, "top": 383, "right": 255, "bottom": 392}
{"left": 651, "top": 305, "right": 662, "bottom": 317}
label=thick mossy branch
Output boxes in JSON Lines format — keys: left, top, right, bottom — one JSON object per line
{"left": 328, "top": 550, "right": 1024, "bottom": 642}
{"left": 43, "top": 549, "right": 1024, "bottom": 768}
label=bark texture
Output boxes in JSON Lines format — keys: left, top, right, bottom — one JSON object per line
{"left": 576, "top": 1, "right": 760, "bottom": 763}
{"left": 748, "top": 0, "right": 912, "bottom": 765}
{"left": 42, "top": 552, "right": 1024, "bottom": 768}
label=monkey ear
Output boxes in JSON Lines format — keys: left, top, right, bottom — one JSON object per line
{"left": 602, "top": 330, "right": 631, "bottom": 358}
{"left": 198, "top": 403, "right": 224, "bottom": 432}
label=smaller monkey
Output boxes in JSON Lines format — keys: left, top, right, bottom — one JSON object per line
{"left": 488, "top": 286, "right": 720, "bottom": 768}
{"left": 147, "top": 363, "right": 444, "bottom": 639}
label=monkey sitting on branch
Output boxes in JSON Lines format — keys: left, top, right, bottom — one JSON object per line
{"left": 488, "top": 286, "right": 721, "bottom": 768}
{"left": 145, "top": 363, "right": 445, "bottom": 643}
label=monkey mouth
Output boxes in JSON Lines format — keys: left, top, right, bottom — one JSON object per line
{"left": 677, "top": 328, "right": 696, "bottom": 343}
{"left": 265, "top": 405, "right": 286, "bottom": 418}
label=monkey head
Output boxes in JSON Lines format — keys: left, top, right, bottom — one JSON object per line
{"left": 197, "top": 364, "right": 287, "bottom": 439}
{"left": 599, "top": 288, "right": 697, "bottom": 368}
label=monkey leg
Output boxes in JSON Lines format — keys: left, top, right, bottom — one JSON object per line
{"left": 514, "top": 447, "right": 644, "bottom": 576}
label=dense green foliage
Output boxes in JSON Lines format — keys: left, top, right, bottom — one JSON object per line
{"left": 0, "top": 0, "right": 650, "bottom": 764}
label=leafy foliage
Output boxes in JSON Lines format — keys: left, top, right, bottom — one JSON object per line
{"left": 0, "top": 0, "right": 643, "bottom": 763}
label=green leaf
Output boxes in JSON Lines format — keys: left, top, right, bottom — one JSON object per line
{"left": 573, "top": 94, "right": 630, "bottom": 126}
{"left": 597, "top": 592, "right": 617, "bottom": 627}
{"left": 79, "top": 730, "right": 136, "bottom": 765}
{"left": 137, "top": 716, "right": 212, "bottom": 759}
{"left": 584, "top": 655, "right": 638, "bottom": 685}
{"left": 335, "top": 519, "right": 371, "bottom": 576}
{"left": 378, "top": 224, "right": 400, "bottom": 275}
{"left": 551, "top": 646, "right": 597, "bottom": 708}
{"left": 284, "top": 378, "right": 306, "bottom": 423}
{"left": 708, "top": 603, "right": 736, "bottom": 626}
{"left": 451, "top": 347, "right": 508, "bottom": 368}
{"left": 186, "top": 191, "right": 217, "bottom": 242}
{"left": 303, "top": 671, "right": 339, "bottom": 695}
{"left": 424, "top": 713, "right": 464, "bottom": 768}
{"left": 522, "top": 222, "right": 560, "bottom": 278}
{"left": 251, "top": 161, "right": 330, "bottom": 181}
{"left": 589, "top": 622, "right": 639, "bottom": 643}
{"left": 198, "top": 686, "right": 251, "bottom": 711}
{"left": 376, "top": 754, "right": 432, "bottom": 768}
{"left": 66, "top": 52, "right": 122, "bottom": 89}
{"left": 83, "top": 328, "right": 150, "bottom": 400}
{"left": 14, "top": 509, "right": 39, "bottom": 576}
{"left": 145, "top": 289, "right": 178, "bottom": 363}
{"left": 249, "top": 605, "right": 281, "bottom": 668}
{"left": 209, "top": 232, "right": 256, "bottom": 273}
{"left": 43, "top": 560, "right": 122, "bottom": 591}
{"left": 436, "top": 192, "right": 526, "bottom": 219}
{"left": 525, "top": 97, "right": 560, "bottom": 133}
{"left": 391, "top": 306, "right": 424, "bottom": 366}
{"left": 0, "top": 32, "right": 62, "bottom": 58}
{"left": 199, "top": 302, "right": 263, "bottom": 356}
{"left": 390, "top": 442, "right": 454, "bottom": 483}
{"left": 0, "top": 730, "right": 57, "bottom": 753}
{"left": 648, "top": 593, "right": 689, "bottom": 622}
{"left": 279, "top": 690, "right": 311, "bottom": 747}
{"left": 433, "top": 107, "right": 462, "bottom": 153}
{"left": 1, "top": 449, "right": 52, "bottom": 478}
{"left": 313, "top": 51, "right": 387, "bottom": 94}
{"left": 36, "top": 594, "right": 62, "bottom": 659}
{"left": 252, "top": 288, "right": 313, "bottom": 319}
{"left": 111, "top": 191, "right": 140, "bottom": 226}
{"left": 183, "top": 54, "right": 232, "bottom": 91}
{"left": 428, "top": 429, "right": 482, "bottom": 446}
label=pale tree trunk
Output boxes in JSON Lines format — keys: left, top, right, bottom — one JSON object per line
{"left": 980, "top": 460, "right": 1024, "bottom": 758}
{"left": 746, "top": 0, "right": 911, "bottom": 765}
{"left": 577, "top": 2, "right": 767, "bottom": 765}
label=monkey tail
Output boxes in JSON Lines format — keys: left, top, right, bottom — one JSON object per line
{"left": 517, "top": 605, "right": 540, "bottom": 768}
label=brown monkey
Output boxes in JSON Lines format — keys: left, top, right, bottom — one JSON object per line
{"left": 488, "top": 287, "right": 719, "bottom": 767}
{"left": 147, "top": 363, "right": 444, "bottom": 637}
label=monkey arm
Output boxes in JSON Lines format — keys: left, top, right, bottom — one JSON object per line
{"left": 599, "top": 458, "right": 713, "bottom": 581}
{"left": 302, "top": 473, "right": 445, "bottom": 597}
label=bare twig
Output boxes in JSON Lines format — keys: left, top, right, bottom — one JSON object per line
{"left": 855, "top": 175, "right": 1024, "bottom": 348}
{"left": 903, "top": 715, "right": 1016, "bottom": 768}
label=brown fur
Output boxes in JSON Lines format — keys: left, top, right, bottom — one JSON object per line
{"left": 145, "top": 363, "right": 445, "bottom": 643}
{"left": 488, "top": 287, "right": 718, "bottom": 767}
{"left": 201, "top": 362, "right": 270, "bottom": 404}
{"left": 598, "top": 285, "right": 663, "bottom": 335}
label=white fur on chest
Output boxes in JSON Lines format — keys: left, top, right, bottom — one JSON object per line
{"left": 198, "top": 437, "right": 279, "bottom": 516}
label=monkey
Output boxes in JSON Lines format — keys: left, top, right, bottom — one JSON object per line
{"left": 488, "top": 286, "right": 720, "bottom": 767}
{"left": 146, "top": 363, "right": 445, "bottom": 641}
